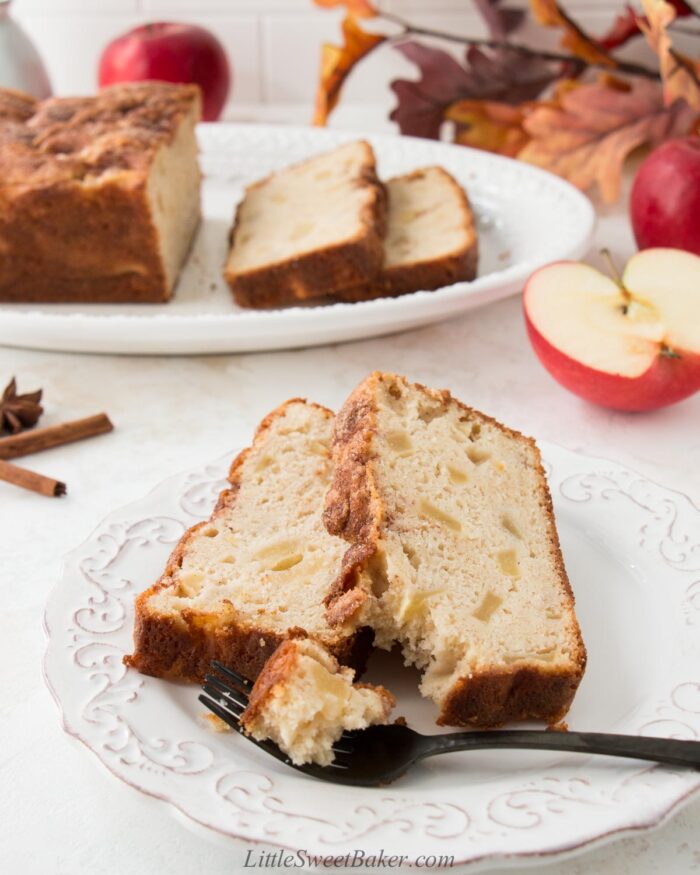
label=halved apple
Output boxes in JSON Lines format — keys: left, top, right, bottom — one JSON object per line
{"left": 524, "top": 248, "right": 700, "bottom": 411}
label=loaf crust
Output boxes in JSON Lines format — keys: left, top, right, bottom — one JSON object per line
{"left": 125, "top": 400, "right": 373, "bottom": 684}
{"left": 224, "top": 141, "right": 387, "bottom": 308}
{"left": 323, "top": 372, "right": 586, "bottom": 728}
{"left": 0, "top": 82, "right": 201, "bottom": 304}
{"left": 334, "top": 167, "right": 478, "bottom": 303}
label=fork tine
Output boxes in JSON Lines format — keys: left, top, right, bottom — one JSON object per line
{"left": 211, "top": 660, "right": 253, "bottom": 693}
{"left": 199, "top": 693, "right": 244, "bottom": 729}
{"left": 204, "top": 674, "right": 249, "bottom": 709}
{"left": 202, "top": 682, "right": 246, "bottom": 718}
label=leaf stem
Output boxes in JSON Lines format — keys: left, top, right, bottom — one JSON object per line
{"left": 379, "top": 11, "right": 661, "bottom": 81}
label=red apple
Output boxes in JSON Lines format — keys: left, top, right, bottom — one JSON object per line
{"left": 98, "top": 22, "right": 231, "bottom": 121}
{"left": 630, "top": 137, "right": 700, "bottom": 256}
{"left": 523, "top": 249, "right": 700, "bottom": 412}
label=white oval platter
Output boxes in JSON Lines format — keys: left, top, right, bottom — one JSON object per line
{"left": 0, "top": 124, "right": 595, "bottom": 355}
{"left": 43, "top": 443, "right": 700, "bottom": 870}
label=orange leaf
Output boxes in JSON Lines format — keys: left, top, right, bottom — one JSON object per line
{"left": 639, "top": 0, "right": 700, "bottom": 109}
{"left": 447, "top": 100, "right": 530, "bottom": 157}
{"left": 519, "top": 76, "right": 698, "bottom": 202}
{"left": 313, "top": 0, "right": 377, "bottom": 17}
{"left": 529, "top": 0, "right": 614, "bottom": 66}
{"left": 313, "top": 16, "right": 385, "bottom": 126}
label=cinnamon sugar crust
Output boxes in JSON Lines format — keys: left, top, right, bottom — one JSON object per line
{"left": 0, "top": 82, "right": 199, "bottom": 186}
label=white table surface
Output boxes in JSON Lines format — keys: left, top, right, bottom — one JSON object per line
{"left": 1, "top": 155, "right": 699, "bottom": 874}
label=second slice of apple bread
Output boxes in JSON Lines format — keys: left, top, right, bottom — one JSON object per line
{"left": 323, "top": 372, "right": 586, "bottom": 728}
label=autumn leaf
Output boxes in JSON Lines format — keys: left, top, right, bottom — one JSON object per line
{"left": 529, "top": 0, "right": 615, "bottom": 66}
{"left": 390, "top": 40, "right": 558, "bottom": 139}
{"left": 313, "top": 0, "right": 377, "bottom": 17}
{"left": 599, "top": 5, "right": 641, "bottom": 51}
{"left": 313, "top": 16, "right": 385, "bottom": 126}
{"left": 599, "top": 0, "right": 695, "bottom": 51}
{"left": 639, "top": 0, "right": 700, "bottom": 110}
{"left": 473, "top": 0, "right": 525, "bottom": 38}
{"left": 519, "top": 76, "right": 698, "bottom": 202}
{"left": 447, "top": 100, "right": 530, "bottom": 156}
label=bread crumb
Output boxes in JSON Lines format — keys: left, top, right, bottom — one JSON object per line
{"left": 546, "top": 720, "right": 569, "bottom": 733}
{"left": 202, "top": 712, "right": 232, "bottom": 733}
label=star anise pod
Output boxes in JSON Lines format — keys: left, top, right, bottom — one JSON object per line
{"left": 0, "top": 377, "right": 43, "bottom": 434}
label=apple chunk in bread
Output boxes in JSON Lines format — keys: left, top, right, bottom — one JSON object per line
{"left": 524, "top": 248, "right": 700, "bottom": 411}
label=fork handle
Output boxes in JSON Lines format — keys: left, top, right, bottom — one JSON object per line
{"left": 422, "top": 730, "right": 700, "bottom": 769}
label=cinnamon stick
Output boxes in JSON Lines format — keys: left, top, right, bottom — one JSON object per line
{"left": 0, "top": 458, "right": 66, "bottom": 497}
{"left": 0, "top": 413, "right": 113, "bottom": 460}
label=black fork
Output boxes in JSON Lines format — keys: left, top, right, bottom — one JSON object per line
{"left": 200, "top": 661, "right": 700, "bottom": 787}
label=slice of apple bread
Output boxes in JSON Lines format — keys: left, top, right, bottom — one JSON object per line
{"left": 125, "top": 400, "right": 372, "bottom": 683}
{"left": 323, "top": 372, "right": 586, "bottom": 728}
{"left": 241, "top": 635, "right": 395, "bottom": 766}
{"left": 336, "top": 167, "right": 478, "bottom": 302}
{"left": 224, "top": 140, "right": 386, "bottom": 308}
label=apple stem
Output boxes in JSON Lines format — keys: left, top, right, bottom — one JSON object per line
{"left": 600, "top": 248, "right": 631, "bottom": 305}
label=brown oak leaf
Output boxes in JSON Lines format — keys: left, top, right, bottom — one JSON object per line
{"left": 519, "top": 76, "right": 698, "bottom": 202}
{"left": 390, "top": 40, "right": 558, "bottom": 139}
{"left": 639, "top": 0, "right": 700, "bottom": 110}
{"left": 313, "top": 0, "right": 377, "bottom": 17}
{"left": 313, "top": 16, "right": 385, "bottom": 126}
{"left": 530, "top": 0, "right": 615, "bottom": 66}
{"left": 447, "top": 100, "right": 530, "bottom": 156}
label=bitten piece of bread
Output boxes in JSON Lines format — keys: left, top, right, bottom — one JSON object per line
{"left": 0, "top": 83, "right": 201, "bottom": 303}
{"left": 241, "top": 636, "right": 395, "bottom": 766}
{"left": 323, "top": 371, "right": 586, "bottom": 728}
{"left": 336, "top": 167, "right": 478, "bottom": 302}
{"left": 224, "top": 140, "right": 387, "bottom": 308}
{"left": 124, "top": 399, "right": 372, "bottom": 683}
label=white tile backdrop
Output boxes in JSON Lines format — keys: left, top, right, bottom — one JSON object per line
{"left": 8, "top": 0, "right": 676, "bottom": 124}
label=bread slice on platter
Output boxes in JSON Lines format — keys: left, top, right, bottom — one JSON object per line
{"left": 224, "top": 140, "right": 386, "bottom": 308}
{"left": 125, "top": 400, "right": 372, "bottom": 683}
{"left": 323, "top": 372, "right": 586, "bottom": 728}
{"left": 240, "top": 636, "right": 394, "bottom": 766}
{"left": 336, "top": 167, "right": 478, "bottom": 302}
{"left": 0, "top": 82, "right": 201, "bottom": 304}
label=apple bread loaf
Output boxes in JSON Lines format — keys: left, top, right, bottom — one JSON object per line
{"left": 0, "top": 82, "right": 201, "bottom": 303}
{"left": 241, "top": 636, "right": 395, "bottom": 766}
{"left": 324, "top": 372, "right": 586, "bottom": 728}
{"left": 337, "top": 167, "right": 478, "bottom": 302}
{"left": 125, "top": 400, "right": 372, "bottom": 683}
{"left": 224, "top": 140, "right": 387, "bottom": 308}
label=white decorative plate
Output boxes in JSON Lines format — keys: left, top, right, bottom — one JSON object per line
{"left": 0, "top": 124, "right": 594, "bottom": 355}
{"left": 43, "top": 443, "right": 700, "bottom": 870}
